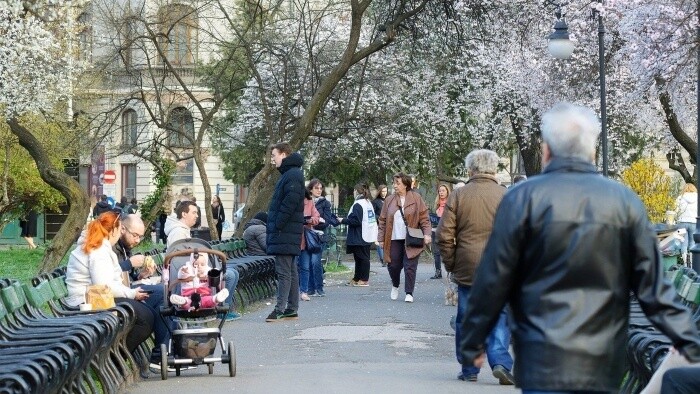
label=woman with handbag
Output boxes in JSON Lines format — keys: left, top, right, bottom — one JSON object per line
{"left": 377, "top": 172, "right": 431, "bottom": 303}
{"left": 65, "top": 211, "right": 154, "bottom": 353}
{"left": 339, "top": 183, "right": 378, "bottom": 287}
{"left": 308, "top": 179, "right": 340, "bottom": 297}
{"left": 298, "top": 189, "right": 321, "bottom": 301}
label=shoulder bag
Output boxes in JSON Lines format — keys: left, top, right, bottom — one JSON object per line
{"left": 398, "top": 204, "right": 425, "bottom": 247}
{"left": 304, "top": 227, "right": 325, "bottom": 253}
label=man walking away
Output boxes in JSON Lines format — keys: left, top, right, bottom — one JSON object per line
{"left": 265, "top": 142, "right": 305, "bottom": 322}
{"left": 460, "top": 103, "right": 700, "bottom": 393}
{"left": 437, "top": 149, "right": 514, "bottom": 385}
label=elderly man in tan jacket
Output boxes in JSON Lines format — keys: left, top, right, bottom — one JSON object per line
{"left": 436, "top": 149, "right": 514, "bottom": 385}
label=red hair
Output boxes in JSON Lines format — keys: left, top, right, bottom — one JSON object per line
{"left": 83, "top": 211, "right": 120, "bottom": 254}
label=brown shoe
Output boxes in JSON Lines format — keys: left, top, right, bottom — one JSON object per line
{"left": 353, "top": 280, "right": 369, "bottom": 287}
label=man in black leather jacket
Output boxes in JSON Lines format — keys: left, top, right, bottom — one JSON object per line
{"left": 460, "top": 103, "right": 700, "bottom": 392}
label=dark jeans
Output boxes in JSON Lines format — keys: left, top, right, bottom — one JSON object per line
{"left": 115, "top": 298, "right": 154, "bottom": 353}
{"left": 388, "top": 240, "right": 418, "bottom": 294}
{"left": 274, "top": 255, "right": 299, "bottom": 313}
{"left": 136, "top": 284, "right": 173, "bottom": 354}
{"left": 431, "top": 229, "right": 441, "bottom": 272}
{"left": 349, "top": 245, "right": 371, "bottom": 282}
{"left": 662, "top": 367, "right": 700, "bottom": 394}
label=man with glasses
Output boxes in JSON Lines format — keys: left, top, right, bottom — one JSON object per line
{"left": 113, "top": 214, "right": 174, "bottom": 373}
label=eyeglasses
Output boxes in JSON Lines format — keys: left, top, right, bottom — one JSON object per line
{"left": 124, "top": 227, "right": 145, "bottom": 241}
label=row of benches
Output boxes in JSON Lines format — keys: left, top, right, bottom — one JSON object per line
{"left": 621, "top": 265, "right": 700, "bottom": 393}
{"left": 0, "top": 237, "right": 275, "bottom": 393}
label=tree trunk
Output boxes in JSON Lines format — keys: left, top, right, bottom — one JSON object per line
{"left": 7, "top": 118, "right": 90, "bottom": 273}
{"left": 234, "top": 164, "right": 277, "bottom": 237}
{"left": 657, "top": 79, "right": 697, "bottom": 184}
{"left": 510, "top": 113, "right": 542, "bottom": 176}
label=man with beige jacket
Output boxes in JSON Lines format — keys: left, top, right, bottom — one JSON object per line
{"left": 436, "top": 149, "right": 514, "bottom": 385}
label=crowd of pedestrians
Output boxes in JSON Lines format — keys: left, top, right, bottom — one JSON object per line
{"left": 69, "top": 102, "right": 700, "bottom": 391}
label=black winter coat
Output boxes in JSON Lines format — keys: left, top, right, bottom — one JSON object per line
{"left": 313, "top": 197, "right": 339, "bottom": 231}
{"left": 460, "top": 157, "right": 700, "bottom": 391}
{"left": 266, "top": 153, "right": 305, "bottom": 255}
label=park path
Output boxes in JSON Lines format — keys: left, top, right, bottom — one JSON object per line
{"left": 127, "top": 260, "right": 518, "bottom": 394}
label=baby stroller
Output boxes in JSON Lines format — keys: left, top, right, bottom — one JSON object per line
{"left": 158, "top": 238, "right": 236, "bottom": 380}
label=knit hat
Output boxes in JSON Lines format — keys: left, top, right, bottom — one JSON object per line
{"left": 253, "top": 211, "right": 268, "bottom": 223}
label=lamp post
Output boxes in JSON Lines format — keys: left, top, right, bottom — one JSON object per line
{"left": 547, "top": 1, "right": 608, "bottom": 177}
{"left": 692, "top": 15, "right": 700, "bottom": 272}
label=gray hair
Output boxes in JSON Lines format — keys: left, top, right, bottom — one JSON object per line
{"left": 541, "top": 103, "right": 600, "bottom": 162}
{"left": 465, "top": 149, "right": 499, "bottom": 175}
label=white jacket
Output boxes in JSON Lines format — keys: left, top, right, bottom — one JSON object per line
{"left": 677, "top": 192, "right": 698, "bottom": 223}
{"left": 164, "top": 215, "right": 191, "bottom": 248}
{"left": 65, "top": 237, "right": 137, "bottom": 306}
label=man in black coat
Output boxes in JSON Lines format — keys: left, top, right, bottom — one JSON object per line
{"left": 265, "top": 142, "right": 305, "bottom": 322}
{"left": 460, "top": 103, "right": 700, "bottom": 392}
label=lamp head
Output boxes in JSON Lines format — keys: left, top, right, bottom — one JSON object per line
{"left": 548, "top": 18, "right": 575, "bottom": 59}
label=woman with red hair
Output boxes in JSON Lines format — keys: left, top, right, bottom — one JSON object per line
{"left": 65, "top": 211, "right": 154, "bottom": 354}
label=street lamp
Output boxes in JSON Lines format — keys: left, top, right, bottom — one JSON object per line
{"left": 547, "top": 1, "right": 608, "bottom": 177}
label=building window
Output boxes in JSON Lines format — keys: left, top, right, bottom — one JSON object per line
{"left": 172, "top": 159, "right": 193, "bottom": 184}
{"left": 167, "top": 107, "right": 194, "bottom": 147}
{"left": 77, "top": 12, "right": 93, "bottom": 63}
{"left": 121, "top": 164, "right": 137, "bottom": 199}
{"left": 158, "top": 5, "right": 197, "bottom": 65}
{"left": 121, "top": 109, "right": 138, "bottom": 147}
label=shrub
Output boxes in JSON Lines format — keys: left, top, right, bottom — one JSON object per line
{"left": 620, "top": 158, "right": 675, "bottom": 223}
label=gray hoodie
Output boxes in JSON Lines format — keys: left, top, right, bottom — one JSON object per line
{"left": 164, "top": 215, "right": 191, "bottom": 248}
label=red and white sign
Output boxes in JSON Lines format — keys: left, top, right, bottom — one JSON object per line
{"left": 103, "top": 170, "right": 116, "bottom": 184}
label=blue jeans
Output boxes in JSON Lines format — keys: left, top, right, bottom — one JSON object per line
{"left": 298, "top": 250, "right": 312, "bottom": 293}
{"left": 679, "top": 222, "right": 695, "bottom": 257}
{"left": 456, "top": 285, "right": 513, "bottom": 376}
{"left": 224, "top": 268, "right": 239, "bottom": 307}
{"left": 135, "top": 284, "right": 173, "bottom": 359}
{"left": 307, "top": 250, "right": 324, "bottom": 294}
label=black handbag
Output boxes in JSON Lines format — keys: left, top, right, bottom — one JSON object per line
{"left": 398, "top": 205, "right": 425, "bottom": 247}
{"left": 304, "top": 227, "right": 324, "bottom": 253}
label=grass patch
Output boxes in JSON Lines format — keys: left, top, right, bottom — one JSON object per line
{"left": 324, "top": 261, "right": 350, "bottom": 273}
{"left": 0, "top": 247, "right": 45, "bottom": 283}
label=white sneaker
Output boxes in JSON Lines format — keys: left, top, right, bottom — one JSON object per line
{"left": 214, "top": 289, "right": 229, "bottom": 303}
{"left": 405, "top": 294, "right": 413, "bottom": 303}
{"left": 390, "top": 287, "right": 399, "bottom": 300}
{"left": 169, "top": 294, "right": 187, "bottom": 306}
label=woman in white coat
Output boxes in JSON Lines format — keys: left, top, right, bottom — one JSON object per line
{"left": 65, "top": 211, "right": 153, "bottom": 353}
{"left": 677, "top": 183, "right": 698, "bottom": 262}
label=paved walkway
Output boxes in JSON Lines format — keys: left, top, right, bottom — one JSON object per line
{"left": 128, "top": 261, "right": 518, "bottom": 393}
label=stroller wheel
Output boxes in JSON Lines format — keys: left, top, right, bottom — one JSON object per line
{"left": 228, "top": 341, "right": 236, "bottom": 377}
{"left": 160, "top": 343, "right": 168, "bottom": 381}
{"left": 208, "top": 364, "right": 214, "bottom": 374}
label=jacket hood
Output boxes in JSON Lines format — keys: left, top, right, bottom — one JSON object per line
{"left": 164, "top": 215, "right": 189, "bottom": 235}
{"left": 278, "top": 152, "right": 304, "bottom": 174}
{"left": 244, "top": 218, "right": 266, "bottom": 229}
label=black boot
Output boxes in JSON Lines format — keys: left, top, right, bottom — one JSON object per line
{"left": 430, "top": 269, "right": 442, "bottom": 279}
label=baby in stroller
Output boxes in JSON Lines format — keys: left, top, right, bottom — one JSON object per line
{"left": 169, "top": 252, "right": 229, "bottom": 312}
